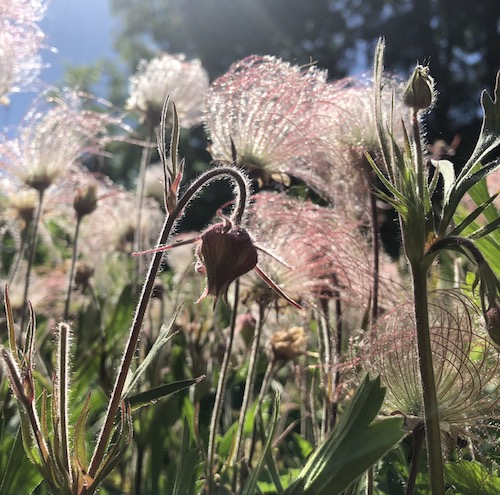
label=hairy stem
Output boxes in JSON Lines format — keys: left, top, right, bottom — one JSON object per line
{"left": 56, "top": 323, "right": 72, "bottom": 485}
{"left": 410, "top": 263, "right": 445, "bottom": 495}
{"left": 63, "top": 216, "right": 82, "bottom": 320}
{"left": 89, "top": 166, "right": 250, "bottom": 480}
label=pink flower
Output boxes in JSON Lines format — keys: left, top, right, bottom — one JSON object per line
{"left": 205, "top": 55, "right": 328, "bottom": 187}
{"left": 0, "top": 0, "right": 48, "bottom": 101}
{"left": 0, "top": 89, "right": 120, "bottom": 193}
{"left": 127, "top": 53, "right": 209, "bottom": 128}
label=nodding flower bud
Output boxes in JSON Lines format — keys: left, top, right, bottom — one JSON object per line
{"left": 196, "top": 222, "right": 258, "bottom": 306}
{"left": 73, "top": 183, "right": 97, "bottom": 219}
{"left": 403, "top": 64, "right": 435, "bottom": 111}
{"left": 485, "top": 303, "right": 500, "bottom": 347}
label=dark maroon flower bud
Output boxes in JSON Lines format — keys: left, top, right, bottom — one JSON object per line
{"left": 485, "top": 303, "right": 500, "bottom": 347}
{"left": 196, "top": 222, "right": 258, "bottom": 306}
{"left": 73, "top": 183, "right": 97, "bottom": 219}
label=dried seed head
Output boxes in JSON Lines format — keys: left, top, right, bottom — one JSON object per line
{"left": 268, "top": 326, "right": 307, "bottom": 362}
{"left": 403, "top": 64, "right": 435, "bottom": 111}
{"left": 196, "top": 222, "right": 258, "bottom": 306}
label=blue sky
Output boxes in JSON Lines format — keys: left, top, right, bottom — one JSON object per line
{"left": 1, "top": 0, "right": 118, "bottom": 132}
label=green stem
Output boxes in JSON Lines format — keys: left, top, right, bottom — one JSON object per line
{"left": 410, "top": 263, "right": 445, "bottom": 495}
{"left": 406, "top": 424, "right": 426, "bottom": 495}
{"left": 318, "top": 298, "right": 332, "bottom": 438}
{"left": 412, "top": 112, "right": 425, "bottom": 200}
{"left": 133, "top": 134, "right": 154, "bottom": 291}
{"left": 233, "top": 303, "right": 265, "bottom": 472}
{"left": 207, "top": 280, "right": 239, "bottom": 495}
{"left": 7, "top": 220, "right": 31, "bottom": 285}
{"left": 63, "top": 216, "right": 82, "bottom": 320}
{"left": 248, "top": 357, "right": 276, "bottom": 468}
{"left": 57, "top": 323, "right": 72, "bottom": 486}
{"left": 20, "top": 189, "right": 45, "bottom": 331}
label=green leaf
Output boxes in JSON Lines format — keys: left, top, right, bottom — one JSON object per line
{"left": 123, "top": 310, "right": 181, "bottom": 398}
{"left": 439, "top": 160, "right": 500, "bottom": 236}
{"left": 73, "top": 392, "right": 93, "bottom": 472}
{"left": 445, "top": 460, "right": 500, "bottom": 494}
{"left": 467, "top": 216, "right": 500, "bottom": 240}
{"left": 436, "top": 159, "right": 456, "bottom": 204}
{"left": 0, "top": 428, "right": 43, "bottom": 495}
{"left": 124, "top": 376, "right": 204, "bottom": 411}
{"left": 172, "top": 418, "right": 202, "bottom": 495}
{"left": 449, "top": 192, "right": 499, "bottom": 237}
{"left": 459, "top": 71, "right": 500, "bottom": 182}
{"left": 283, "top": 376, "right": 404, "bottom": 495}
{"left": 243, "top": 395, "right": 281, "bottom": 495}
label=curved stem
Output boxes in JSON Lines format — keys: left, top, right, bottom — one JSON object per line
{"left": 88, "top": 165, "right": 250, "bottom": 480}
{"left": 20, "top": 189, "right": 45, "bottom": 331}
{"left": 63, "top": 216, "right": 82, "bottom": 320}
{"left": 207, "top": 280, "right": 239, "bottom": 495}
{"left": 410, "top": 263, "right": 445, "bottom": 495}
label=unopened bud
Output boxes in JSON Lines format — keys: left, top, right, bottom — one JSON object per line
{"left": 485, "top": 303, "right": 500, "bottom": 347}
{"left": 196, "top": 222, "right": 258, "bottom": 305}
{"left": 403, "top": 65, "right": 435, "bottom": 111}
{"left": 73, "top": 183, "right": 97, "bottom": 219}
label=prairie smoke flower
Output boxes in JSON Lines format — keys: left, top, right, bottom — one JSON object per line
{"left": 205, "top": 55, "right": 328, "bottom": 186}
{"left": 358, "top": 293, "right": 500, "bottom": 438}
{"left": 0, "top": 0, "right": 47, "bottom": 101}
{"left": 312, "top": 76, "right": 407, "bottom": 207}
{"left": 126, "top": 53, "right": 209, "bottom": 128}
{"left": 79, "top": 187, "right": 164, "bottom": 291}
{"left": 245, "top": 192, "right": 400, "bottom": 313}
{"left": 0, "top": 89, "right": 117, "bottom": 193}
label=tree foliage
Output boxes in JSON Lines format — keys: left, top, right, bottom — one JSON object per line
{"left": 109, "top": 0, "right": 500, "bottom": 143}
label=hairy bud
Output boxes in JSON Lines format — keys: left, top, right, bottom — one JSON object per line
{"left": 196, "top": 222, "right": 258, "bottom": 305}
{"left": 485, "top": 303, "right": 500, "bottom": 347}
{"left": 73, "top": 183, "right": 97, "bottom": 219}
{"left": 403, "top": 65, "right": 435, "bottom": 111}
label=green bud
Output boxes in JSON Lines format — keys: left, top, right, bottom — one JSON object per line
{"left": 403, "top": 65, "right": 435, "bottom": 111}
